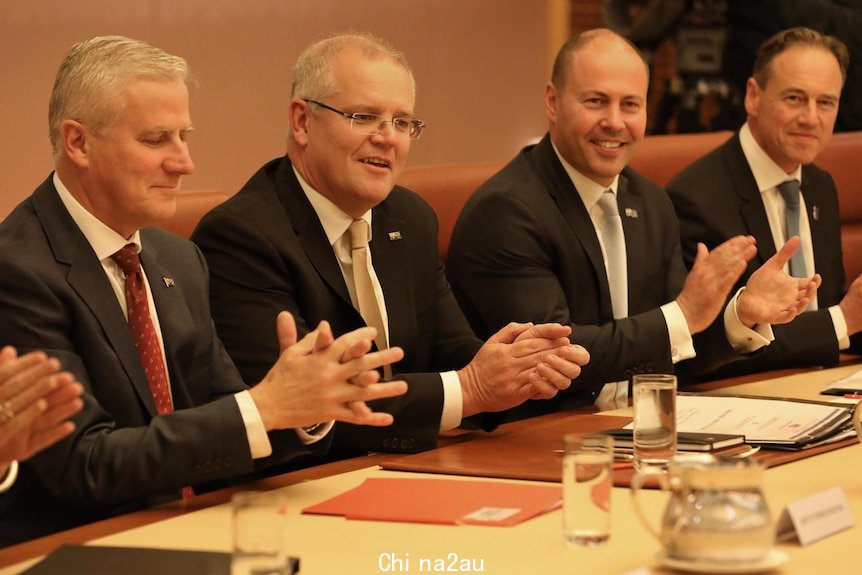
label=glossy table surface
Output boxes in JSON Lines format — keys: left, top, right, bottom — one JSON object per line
{"left": 2, "top": 364, "right": 860, "bottom": 574}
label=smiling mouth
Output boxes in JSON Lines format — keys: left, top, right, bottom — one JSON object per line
{"left": 360, "top": 158, "right": 392, "bottom": 169}
{"left": 594, "top": 140, "right": 624, "bottom": 149}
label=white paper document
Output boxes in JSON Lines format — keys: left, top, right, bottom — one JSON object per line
{"left": 672, "top": 394, "right": 854, "bottom": 447}
{"left": 822, "top": 366, "right": 862, "bottom": 393}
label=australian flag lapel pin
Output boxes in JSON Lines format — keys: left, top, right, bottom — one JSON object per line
{"left": 163, "top": 276, "right": 175, "bottom": 287}
{"left": 388, "top": 230, "right": 403, "bottom": 241}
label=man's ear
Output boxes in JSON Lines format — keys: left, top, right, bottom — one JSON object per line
{"left": 545, "top": 82, "right": 558, "bottom": 123}
{"left": 60, "top": 119, "right": 92, "bottom": 168}
{"left": 289, "top": 99, "right": 311, "bottom": 146}
{"left": 744, "top": 77, "right": 760, "bottom": 117}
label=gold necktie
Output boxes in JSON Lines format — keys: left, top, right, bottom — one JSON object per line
{"left": 348, "top": 219, "right": 392, "bottom": 379}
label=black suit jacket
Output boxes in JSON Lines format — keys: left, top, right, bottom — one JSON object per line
{"left": 0, "top": 177, "right": 317, "bottom": 546}
{"left": 447, "top": 135, "right": 740, "bottom": 416}
{"left": 667, "top": 132, "right": 862, "bottom": 378}
{"left": 192, "top": 157, "right": 482, "bottom": 455}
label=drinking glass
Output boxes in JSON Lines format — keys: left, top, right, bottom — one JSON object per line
{"left": 561, "top": 433, "right": 613, "bottom": 546}
{"left": 232, "top": 491, "right": 288, "bottom": 575}
{"left": 632, "top": 374, "right": 677, "bottom": 470}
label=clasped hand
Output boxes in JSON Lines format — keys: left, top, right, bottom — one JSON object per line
{"left": 459, "top": 322, "right": 589, "bottom": 417}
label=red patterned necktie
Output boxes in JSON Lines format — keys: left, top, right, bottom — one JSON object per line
{"left": 111, "top": 245, "right": 174, "bottom": 414}
{"left": 111, "top": 244, "right": 194, "bottom": 501}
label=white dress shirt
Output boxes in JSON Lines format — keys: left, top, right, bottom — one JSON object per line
{"left": 739, "top": 123, "right": 849, "bottom": 349}
{"left": 550, "top": 144, "right": 771, "bottom": 407}
{"left": 0, "top": 461, "right": 17, "bottom": 493}
{"left": 53, "top": 173, "right": 326, "bottom": 458}
{"left": 294, "top": 167, "right": 463, "bottom": 431}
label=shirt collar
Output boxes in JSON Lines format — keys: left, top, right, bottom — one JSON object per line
{"left": 550, "top": 140, "right": 620, "bottom": 208}
{"left": 52, "top": 172, "right": 142, "bottom": 261}
{"left": 739, "top": 122, "right": 803, "bottom": 194}
{"left": 292, "top": 165, "right": 372, "bottom": 246}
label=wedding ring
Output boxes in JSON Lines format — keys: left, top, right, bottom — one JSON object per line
{"left": 0, "top": 400, "right": 14, "bottom": 423}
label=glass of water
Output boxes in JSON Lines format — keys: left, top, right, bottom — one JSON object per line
{"left": 562, "top": 433, "right": 613, "bottom": 547}
{"left": 632, "top": 374, "right": 677, "bottom": 470}
{"left": 232, "top": 491, "right": 288, "bottom": 575}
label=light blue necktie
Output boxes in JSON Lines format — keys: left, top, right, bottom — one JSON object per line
{"left": 777, "top": 179, "right": 808, "bottom": 278}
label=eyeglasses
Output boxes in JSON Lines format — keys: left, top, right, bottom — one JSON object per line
{"left": 303, "top": 99, "right": 426, "bottom": 140}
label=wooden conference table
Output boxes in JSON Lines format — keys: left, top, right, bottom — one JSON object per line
{"left": 1, "top": 365, "right": 860, "bottom": 574}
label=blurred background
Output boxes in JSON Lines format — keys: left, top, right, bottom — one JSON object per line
{"left": 1, "top": 0, "right": 859, "bottom": 217}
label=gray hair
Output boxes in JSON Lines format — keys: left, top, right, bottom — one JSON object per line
{"left": 288, "top": 32, "right": 416, "bottom": 138}
{"left": 49, "top": 35, "right": 189, "bottom": 155}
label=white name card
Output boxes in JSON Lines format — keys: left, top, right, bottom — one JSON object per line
{"left": 775, "top": 486, "right": 855, "bottom": 546}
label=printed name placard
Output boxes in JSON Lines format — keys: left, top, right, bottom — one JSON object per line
{"left": 775, "top": 486, "right": 855, "bottom": 545}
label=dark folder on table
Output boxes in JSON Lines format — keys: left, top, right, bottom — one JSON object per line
{"left": 21, "top": 545, "right": 300, "bottom": 575}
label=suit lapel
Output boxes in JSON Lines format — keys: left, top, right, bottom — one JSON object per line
{"left": 801, "top": 165, "right": 827, "bottom": 272}
{"left": 31, "top": 180, "right": 158, "bottom": 415}
{"left": 725, "top": 137, "right": 777, "bottom": 265}
{"left": 617, "top": 174, "right": 646, "bottom": 310}
{"left": 139, "top": 236, "right": 196, "bottom": 410}
{"left": 273, "top": 161, "right": 352, "bottom": 305}
{"left": 531, "top": 137, "right": 614, "bottom": 320}
{"left": 370, "top": 202, "right": 414, "bottom": 348}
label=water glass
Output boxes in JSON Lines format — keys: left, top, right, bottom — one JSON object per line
{"left": 232, "top": 491, "right": 288, "bottom": 575}
{"left": 632, "top": 373, "right": 677, "bottom": 470}
{"left": 562, "top": 433, "right": 613, "bottom": 547}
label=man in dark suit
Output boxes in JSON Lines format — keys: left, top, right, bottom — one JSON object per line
{"left": 0, "top": 35, "right": 408, "bottom": 546}
{"left": 447, "top": 29, "right": 817, "bottom": 416}
{"left": 193, "top": 33, "right": 589, "bottom": 455}
{"left": 668, "top": 27, "right": 862, "bottom": 378}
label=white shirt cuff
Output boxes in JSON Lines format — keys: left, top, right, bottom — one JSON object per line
{"left": 439, "top": 371, "right": 462, "bottom": 431}
{"left": 723, "top": 287, "right": 774, "bottom": 352}
{"left": 295, "top": 421, "right": 334, "bottom": 444}
{"left": 661, "top": 301, "right": 696, "bottom": 363}
{"left": 234, "top": 390, "right": 273, "bottom": 459}
{"left": 0, "top": 460, "right": 18, "bottom": 493}
{"left": 829, "top": 304, "right": 850, "bottom": 350}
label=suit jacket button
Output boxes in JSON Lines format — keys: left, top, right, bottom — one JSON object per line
{"left": 203, "top": 462, "right": 212, "bottom": 474}
{"left": 213, "top": 458, "right": 223, "bottom": 471}
{"left": 400, "top": 439, "right": 410, "bottom": 450}
{"left": 407, "top": 439, "right": 416, "bottom": 449}
{"left": 224, "top": 456, "right": 233, "bottom": 468}
{"left": 383, "top": 437, "right": 392, "bottom": 448}
{"left": 192, "top": 464, "right": 202, "bottom": 476}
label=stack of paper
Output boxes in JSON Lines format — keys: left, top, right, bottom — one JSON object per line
{"left": 821, "top": 367, "right": 862, "bottom": 396}
{"left": 673, "top": 394, "right": 856, "bottom": 450}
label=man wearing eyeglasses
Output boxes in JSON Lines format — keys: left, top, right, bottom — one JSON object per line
{"left": 0, "top": 35, "right": 408, "bottom": 545}
{"left": 447, "top": 29, "right": 818, "bottom": 417}
{"left": 193, "top": 32, "right": 589, "bottom": 456}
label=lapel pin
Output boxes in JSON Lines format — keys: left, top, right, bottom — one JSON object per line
{"left": 812, "top": 205, "right": 819, "bottom": 221}
{"left": 624, "top": 208, "right": 639, "bottom": 219}
{"left": 163, "top": 277, "right": 175, "bottom": 287}
{"left": 388, "top": 231, "right": 403, "bottom": 241}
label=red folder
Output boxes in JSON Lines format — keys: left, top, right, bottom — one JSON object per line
{"left": 302, "top": 477, "right": 561, "bottom": 527}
